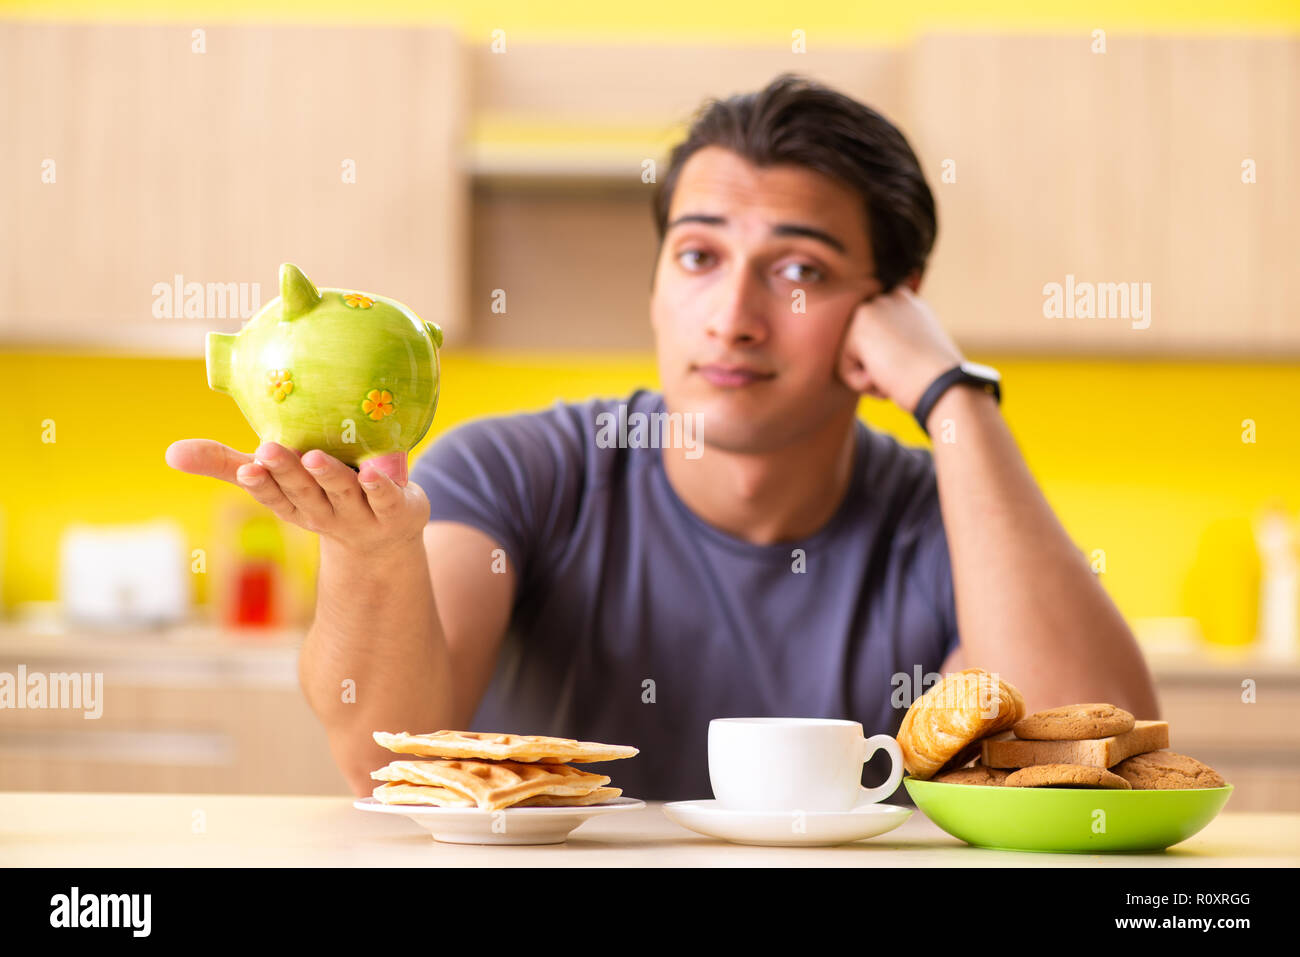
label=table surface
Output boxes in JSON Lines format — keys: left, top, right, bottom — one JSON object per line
{"left": 2, "top": 793, "right": 1298, "bottom": 866}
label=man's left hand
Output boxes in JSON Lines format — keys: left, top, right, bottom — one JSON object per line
{"left": 836, "top": 285, "right": 965, "bottom": 414}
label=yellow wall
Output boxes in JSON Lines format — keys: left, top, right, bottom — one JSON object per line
{"left": 4, "top": 349, "right": 1298, "bottom": 626}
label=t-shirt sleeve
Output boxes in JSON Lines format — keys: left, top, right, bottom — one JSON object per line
{"left": 407, "top": 407, "right": 584, "bottom": 590}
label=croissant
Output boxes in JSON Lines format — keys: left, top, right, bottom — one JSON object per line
{"left": 896, "top": 668, "right": 1025, "bottom": 779}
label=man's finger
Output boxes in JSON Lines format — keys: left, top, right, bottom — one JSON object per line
{"left": 836, "top": 339, "right": 873, "bottom": 394}
{"left": 165, "top": 439, "right": 254, "bottom": 485}
{"left": 303, "top": 450, "right": 375, "bottom": 522}
{"left": 358, "top": 467, "right": 407, "bottom": 522}
{"left": 236, "top": 463, "right": 302, "bottom": 525}
{"left": 253, "top": 442, "right": 334, "bottom": 523}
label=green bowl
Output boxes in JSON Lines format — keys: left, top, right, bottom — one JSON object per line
{"left": 904, "top": 777, "right": 1233, "bottom": 853}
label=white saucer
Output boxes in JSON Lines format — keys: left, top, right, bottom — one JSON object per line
{"left": 354, "top": 796, "right": 645, "bottom": 845}
{"left": 662, "top": 800, "right": 912, "bottom": 847}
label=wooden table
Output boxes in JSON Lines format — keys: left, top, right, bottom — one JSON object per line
{"left": 2, "top": 793, "right": 1296, "bottom": 866}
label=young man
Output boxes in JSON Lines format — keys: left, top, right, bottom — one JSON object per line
{"left": 168, "top": 74, "right": 1158, "bottom": 801}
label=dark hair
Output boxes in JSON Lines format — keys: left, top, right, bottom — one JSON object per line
{"left": 652, "top": 73, "right": 936, "bottom": 292}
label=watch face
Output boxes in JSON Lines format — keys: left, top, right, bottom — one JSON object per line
{"left": 960, "top": 361, "right": 1000, "bottom": 382}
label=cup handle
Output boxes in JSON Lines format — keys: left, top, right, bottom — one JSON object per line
{"left": 858, "top": 734, "right": 904, "bottom": 805}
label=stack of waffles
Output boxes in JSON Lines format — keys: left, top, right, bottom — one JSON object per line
{"left": 370, "top": 730, "right": 639, "bottom": 811}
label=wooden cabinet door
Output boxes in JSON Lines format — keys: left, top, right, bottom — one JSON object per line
{"left": 904, "top": 34, "right": 1300, "bottom": 354}
{"left": 0, "top": 22, "right": 468, "bottom": 352}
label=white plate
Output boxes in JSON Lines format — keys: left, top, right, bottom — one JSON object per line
{"left": 354, "top": 796, "right": 646, "bottom": 845}
{"left": 662, "top": 799, "right": 912, "bottom": 847}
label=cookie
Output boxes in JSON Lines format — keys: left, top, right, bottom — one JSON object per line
{"left": 932, "top": 764, "right": 1011, "bottom": 786}
{"left": 1112, "top": 750, "right": 1226, "bottom": 790}
{"left": 1012, "top": 703, "right": 1135, "bottom": 741}
{"left": 1004, "top": 763, "right": 1131, "bottom": 789}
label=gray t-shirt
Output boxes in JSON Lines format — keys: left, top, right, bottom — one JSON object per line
{"left": 410, "top": 389, "right": 959, "bottom": 803}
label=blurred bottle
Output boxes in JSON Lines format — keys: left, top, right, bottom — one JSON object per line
{"left": 1185, "top": 517, "right": 1259, "bottom": 647}
{"left": 222, "top": 512, "right": 287, "bottom": 629}
{"left": 1254, "top": 501, "right": 1299, "bottom": 661}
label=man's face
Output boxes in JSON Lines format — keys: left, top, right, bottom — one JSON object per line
{"left": 650, "top": 146, "right": 878, "bottom": 454}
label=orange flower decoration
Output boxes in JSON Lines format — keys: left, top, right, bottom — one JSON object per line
{"left": 362, "top": 389, "right": 394, "bottom": 420}
{"left": 266, "top": 369, "right": 294, "bottom": 402}
{"left": 343, "top": 293, "right": 374, "bottom": 309}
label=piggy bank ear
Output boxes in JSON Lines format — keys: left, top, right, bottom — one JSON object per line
{"left": 280, "top": 263, "right": 321, "bottom": 319}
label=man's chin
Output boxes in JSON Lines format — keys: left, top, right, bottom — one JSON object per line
{"left": 664, "top": 386, "right": 855, "bottom": 456}
{"left": 675, "top": 404, "right": 797, "bottom": 455}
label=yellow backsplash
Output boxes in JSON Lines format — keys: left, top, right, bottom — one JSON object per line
{"left": 4, "top": 350, "right": 1298, "bottom": 629}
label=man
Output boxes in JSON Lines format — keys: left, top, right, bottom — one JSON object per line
{"left": 167, "top": 74, "right": 1158, "bottom": 802}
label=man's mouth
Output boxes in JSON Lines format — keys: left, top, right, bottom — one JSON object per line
{"left": 693, "top": 364, "right": 777, "bottom": 388}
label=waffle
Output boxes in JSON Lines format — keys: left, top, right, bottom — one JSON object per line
{"left": 514, "top": 787, "right": 622, "bottom": 807}
{"left": 373, "top": 729, "right": 638, "bottom": 764}
{"left": 372, "top": 782, "right": 623, "bottom": 808}
{"left": 372, "top": 782, "right": 476, "bottom": 807}
{"left": 370, "top": 759, "right": 611, "bottom": 811}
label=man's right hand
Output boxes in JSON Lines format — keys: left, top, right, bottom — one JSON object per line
{"left": 164, "top": 439, "right": 430, "bottom": 554}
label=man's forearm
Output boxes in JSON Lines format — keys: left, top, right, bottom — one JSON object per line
{"left": 299, "top": 536, "right": 457, "bottom": 794}
{"left": 926, "top": 386, "right": 1160, "bottom": 719}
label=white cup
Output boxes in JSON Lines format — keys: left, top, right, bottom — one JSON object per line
{"left": 708, "top": 717, "right": 904, "bottom": 812}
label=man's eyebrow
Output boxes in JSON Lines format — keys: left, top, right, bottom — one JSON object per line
{"left": 665, "top": 214, "right": 848, "bottom": 255}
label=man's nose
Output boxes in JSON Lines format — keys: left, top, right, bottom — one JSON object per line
{"left": 704, "top": 266, "right": 769, "bottom": 346}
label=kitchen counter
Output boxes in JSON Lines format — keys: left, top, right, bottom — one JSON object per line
{"left": 1, "top": 793, "right": 1296, "bottom": 867}
{"left": 3, "top": 621, "right": 1299, "bottom": 808}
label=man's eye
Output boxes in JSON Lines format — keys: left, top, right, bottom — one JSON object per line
{"left": 678, "top": 249, "right": 712, "bottom": 270}
{"left": 780, "top": 262, "right": 823, "bottom": 283}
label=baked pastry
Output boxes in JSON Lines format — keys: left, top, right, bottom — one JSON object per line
{"left": 372, "top": 782, "right": 623, "bottom": 808}
{"left": 373, "top": 730, "right": 638, "bottom": 764}
{"left": 372, "top": 782, "right": 475, "bottom": 807}
{"left": 1013, "top": 703, "right": 1135, "bottom": 740}
{"left": 370, "top": 759, "right": 610, "bottom": 810}
{"left": 896, "top": 668, "right": 1026, "bottom": 779}
{"left": 931, "top": 764, "right": 1011, "bottom": 786}
{"left": 1112, "top": 750, "right": 1226, "bottom": 790}
{"left": 932, "top": 739, "right": 984, "bottom": 776}
{"left": 513, "top": 788, "right": 623, "bottom": 807}
{"left": 1005, "top": 764, "right": 1131, "bottom": 789}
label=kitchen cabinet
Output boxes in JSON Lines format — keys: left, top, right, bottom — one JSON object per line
{"left": 904, "top": 34, "right": 1300, "bottom": 354}
{"left": 464, "top": 34, "right": 1297, "bottom": 355}
{"left": 0, "top": 626, "right": 348, "bottom": 795}
{"left": 1144, "top": 653, "right": 1300, "bottom": 812}
{"left": 0, "top": 22, "right": 468, "bottom": 353}
{"left": 1, "top": 26, "right": 1295, "bottom": 353}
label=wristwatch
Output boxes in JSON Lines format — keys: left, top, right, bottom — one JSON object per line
{"left": 913, "top": 361, "right": 1002, "bottom": 436}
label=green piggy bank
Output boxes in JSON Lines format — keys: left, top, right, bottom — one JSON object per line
{"left": 206, "top": 263, "right": 442, "bottom": 485}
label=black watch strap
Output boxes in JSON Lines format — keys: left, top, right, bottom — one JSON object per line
{"left": 913, "top": 364, "right": 1001, "bottom": 436}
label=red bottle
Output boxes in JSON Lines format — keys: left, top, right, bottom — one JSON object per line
{"left": 221, "top": 514, "right": 285, "bottom": 630}
{"left": 231, "top": 559, "right": 277, "bottom": 626}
